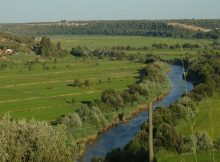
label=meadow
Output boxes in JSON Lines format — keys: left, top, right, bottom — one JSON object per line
{"left": 49, "top": 35, "right": 211, "bottom": 49}
{"left": 49, "top": 35, "right": 212, "bottom": 59}
{"left": 157, "top": 91, "right": 220, "bottom": 162}
{"left": 0, "top": 55, "right": 144, "bottom": 120}
{"left": 0, "top": 35, "right": 212, "bottom": 121}
{"left": 176, "top": 92, "right": 220, "bottom": 140}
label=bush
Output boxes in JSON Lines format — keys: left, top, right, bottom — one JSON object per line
{"left": 101, "top": 88, "right": 124, "bottom": 107}
{"left": 76, "top": 104, "right": 107, "bottom": 128}
{"left": 73, "top": 79, "right": 81, "bottom": 87}
{"left": 0, "top": 115, "right": 77, "bottom": 162}
{"left": 193, "top": 132, "right": 213, "bottom": 151}
{"left": 58, "top": 112, "right": 82, "bottom": 128}
{"left": 177, "top": 136, "right": 196, "bottom": 153}
{"left": 154, "top": 123, "right": 182, "bottom": 151}
{"left": 214, "top": 138, "right": 220, "bottom": 150}
{"left": 129, "top": 84, "right": 148, "bottom": 96}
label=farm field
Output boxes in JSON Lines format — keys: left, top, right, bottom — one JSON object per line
{"left": 49, "top": 35, "right": 211, "bottom": 49}
{"left": 49, "top": 35, "right": 212, "bottom": 59}
{"left": 0, "top": 36, "right": 215, "bottom": 121}
{"left": 0, "top": 55, "right": 144, "bottom": 121}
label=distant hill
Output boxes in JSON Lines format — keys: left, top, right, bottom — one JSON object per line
{"left": 0, "top": 20, "right": 219, "bottom": 39}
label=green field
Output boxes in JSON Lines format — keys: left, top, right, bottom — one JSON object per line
{"left": 157, "top": 92, "right": 220, "bottom": 161}
{"left": 0, "top": 55, "right": 144, "bottom": 121}
{"left": 158, "top": 150, "right": 220, "bottom": 162}
{"left": 176, "top": 92, "right": 220, "bottom": 140}
{"left": 49, "top": 35, "right": 211, "bottom": 49}
{"left": 0, "top": 36, "right": 216, "bottom": 122}
{"left": 50, "top": 35, "right": 212, "bottom": 59}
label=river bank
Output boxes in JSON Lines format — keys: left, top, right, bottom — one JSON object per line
{"left": 76, "top": 89, "right": 170, "bottom": 159}
{"left": 82, "top": 65, "right": 193, "bottom": 162}
{"left": 75, "top": 64, "right": 171, "bottom": 160}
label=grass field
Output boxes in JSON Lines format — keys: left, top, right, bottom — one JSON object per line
{"left": 157, "top": 91, "right": 220, "bottom": 161}
{"left": 158, "top": 150, "right": 220, "bottom": 162}
{"left": 0, "top": 36, "right": 216, "bottom": 122}
{"left": 49, "top": 35, "right": 212, "bottom": 59}
{"left": 0, "top": 55, "right": 145, "bottom": 121}
{"left": 49, "top": 35, "right": 211, "bottom": 49}
{"left": 176, "top": 92, "right": 220, "bottom": 140}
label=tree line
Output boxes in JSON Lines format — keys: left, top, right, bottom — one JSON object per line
{"left": 1, "top": 20, "right": 220, "bottom": 39}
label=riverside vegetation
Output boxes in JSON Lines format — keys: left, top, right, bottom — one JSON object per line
{"left": 94, "top": 54, "right": 220, "bottom": 162}
{"left": 0, "top": 24, "right": 220, "bottom": 162}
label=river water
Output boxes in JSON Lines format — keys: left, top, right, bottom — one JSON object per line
{"left": 82, "top": 65, "right": 193, "bottom": 162}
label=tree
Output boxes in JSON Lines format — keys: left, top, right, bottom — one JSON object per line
{"left": 71, "top": 46, "right": 89, "bottom": 57}
{"left": 84, "top": 79, "right": 91, "bottom": 88}
{"left": 73, "top": 79, "right": 81, "bottom": 87}
{"left": 39, "top": 37, "right": 52, "bottom": 56}
{"left": 101, "top": 88, "right": 124, "bottom": 107}
{"left": 58, "top": 112, "right": 82, "bottom": 128}
{"left": 57, "top": 41, "right": 62, "bottom": 50}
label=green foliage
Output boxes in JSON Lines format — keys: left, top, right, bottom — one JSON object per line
{"left": 39, "top": 37, "right": 52, "bottom": 56}
{"left": 2, "top": 20, "right": 220, "bottom": 39}
{"left": 101, "top": 88, "right": 124, "bottom": 108}
{"left": 105, "top": 55, "right": 220, "bottom": 161}
{"left": 76, "top": 104, "right": 107, "bottom": 128}
{"left": 56, "top": 41, "right": 62, "bottom": 50}
{"left": 154, "top": 123, "right": 182, "bottom": 151}
{"left": 214, "top": 138, "right": 220, "bottom": 150}
{"left": 193, "top": 132, "right": 213, "bottom": 151}
{"left": 129, "top": 84, "right": 148, "bottom": 96}
{"left": 57, "top": 112, "right": 82, "bottom": 128}
{"left": 0, "top": 115, "right": 77, "bottom": 162}
{"left": 84, "top": 79, "right": 91, "bottom": 88}
{"left": 73, "top": 79, "right": 81, "bottom": 87}
{"left": 71, "top": 46, "right": 90, "bottom": 57}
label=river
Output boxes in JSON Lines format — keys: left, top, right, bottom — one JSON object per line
{"left": 82, "top": 65, "right": 193, "bottom": 162}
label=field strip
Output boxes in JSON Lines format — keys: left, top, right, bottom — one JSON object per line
{"left": 0, "top": 87, "right": 127, "bottom": 104}
{"left": 0, "top": 91, "right": 98, "bottom": 104}
{"left": 0, "top": 65, "right": 142, "bottom": 78}
{"left": 0, "top": 73, "right": 137, "bottom": 88}
{"left": 5, "top": 106, "right": 49, "bottom": 113}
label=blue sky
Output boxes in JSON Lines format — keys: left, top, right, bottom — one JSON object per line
{"left": 0, "top": 0, "right": 220, "bottom": 23}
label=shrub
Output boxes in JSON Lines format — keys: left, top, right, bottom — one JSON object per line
{"left": 58, "top": 112, "right": 82, "bottom": 128}
{"left": 0, "top": 115, "right": 77, "bottom": 162}
{"left": 177, "top": 136, "right": 196, "bottom": 153}
{"left": 193, "top": 132, "right": 213, "bottom": 151}
{"left": 76, "top": 104, "right": 107, "bottom": 128}
{"left": 101, "top": 88, "right": 124, "bottom": 107}
{"left": 129, "top": 84, "right": 148, "bottom": 96}
{"left": 73, "top": 79, "right": 81, "bottom": 87}
{"left": 214, "top": 138, "right": 220, "bottom": 150}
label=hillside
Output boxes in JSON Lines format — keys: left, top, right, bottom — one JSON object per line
{"left": 0, "top": 32, "right": 34, "bottom": 54}
{"left": 168, "top": 22, "right": 211, "bottom": 32}
{"left": 1, "top": 20, "right": 219, "bottom": 39}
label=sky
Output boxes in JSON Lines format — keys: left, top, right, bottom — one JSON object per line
{"left": 0, "top": 0, "right": 220, "bottom": 23}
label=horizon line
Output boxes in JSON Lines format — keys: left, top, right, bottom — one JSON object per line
{"left": 1, "top": 18, "right": 220, "bottom": 24}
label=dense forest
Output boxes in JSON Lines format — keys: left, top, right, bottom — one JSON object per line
{"left": 1, "top": 20, "right": 220, "bottom": 39}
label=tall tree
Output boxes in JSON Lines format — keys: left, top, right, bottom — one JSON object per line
{"left": 39, "top": 37, "right": 52, "bottom": 56}
{"left": 56, "top": 41, "right": 62, "bottom": 50}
